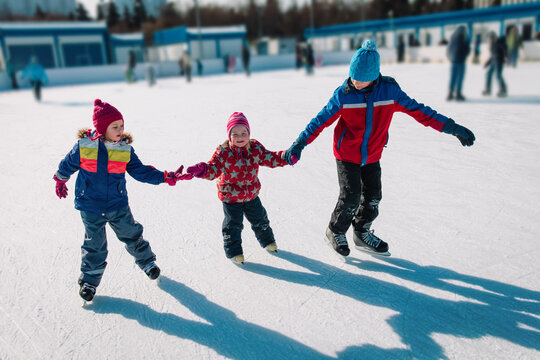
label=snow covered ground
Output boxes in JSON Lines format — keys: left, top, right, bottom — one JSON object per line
{"left": 1, "top": 61, "right": 539, "bottom": 359}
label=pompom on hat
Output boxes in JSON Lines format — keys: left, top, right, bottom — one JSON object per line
{"left": 349, "top": 40, "right": 380, "bottom": 82}
{"left": 91, "top": 99, "right": 123, "bottom": 138}
{"left": 227, "top": 112, "right": 250, "bottom": 140}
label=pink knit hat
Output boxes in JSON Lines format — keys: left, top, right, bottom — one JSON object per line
{"left": 227, "top": 112, "right": 250, "bottom": 140}
{"left": 92, "top": 99, "right": 123, "bottom": 138}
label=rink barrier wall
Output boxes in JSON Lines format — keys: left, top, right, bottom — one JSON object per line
{"left": 1, "top": 42, "right": 539, "bottom": 91}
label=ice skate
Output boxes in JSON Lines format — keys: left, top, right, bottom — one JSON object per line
{"left": 265, "top": 241, "right": 278, "bottom": 253}
{"left": 325, "top": 227, "right": 350, "bottom": 257}
{"left": 143, "top": 261, "right": 161, "bottom": 280}
{"left": 230, "top": 254, "right": 245, "bottom": 265}
{"left": 78, "top": 280, "right": 96, "bottom": 303}
{"left": 353, "top": 230, "right": 390, "bottom": 256}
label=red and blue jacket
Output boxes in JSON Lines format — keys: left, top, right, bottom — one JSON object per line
{"left": 299, "top": 75, "right": 455, "bottom": 166}
{"left": 56, "top": 130, "right": 165, "bottom": 214}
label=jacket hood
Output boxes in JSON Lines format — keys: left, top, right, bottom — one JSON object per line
{"left": 77, "top": 128, "right": 133, "bottom": 144}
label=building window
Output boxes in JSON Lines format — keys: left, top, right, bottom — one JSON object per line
{"left": 62, "top": 43, "right": 104, "bottom": 67}
{"left": 8, "top": 44, "right": 55, "bottom": 70}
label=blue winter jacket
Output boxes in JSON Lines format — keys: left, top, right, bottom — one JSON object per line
{"left": 21, "top": 62, "right": 48, "bottom": 83}
{"left": 56, "top": 130, "right": 165, "bottom": 214}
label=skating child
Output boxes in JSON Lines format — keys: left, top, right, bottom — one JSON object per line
{"left": 186, "top": 112, "right": 296, "bottom": 264}
{"left": 54, "top": 99, "right": 190, "bottom": 301}
{"left": 283, "top": 40, "right": 475, "bottom": 257}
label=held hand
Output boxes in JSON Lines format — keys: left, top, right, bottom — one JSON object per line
{"left": 175, "top": 165, "right": 194, "bottom": 181}
{"left": 186, "top": 162, "right": 208, "bottom": 178}
{"left": 283, "top": 138, "right": 307, "bottom": 165}
{"left": 53, "top": 174, "right": 68, "bottom": 199}
{"left": 164, "top": 170, "right": 178, "bottom": 186}
{"left": 290, "top": 155, "right": 298, "bottom": 165}
{"left": 442, "top": 122, "right": 475, "bottom": 147}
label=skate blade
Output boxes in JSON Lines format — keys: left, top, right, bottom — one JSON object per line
{"left": 81, "top": 299, "right": 94, "bottom": 307}
{"left": 265, "top": 248, "right": 278, "bottom": 255}
{"left": 354, "top": 245, "right": 391, "bottom": 257}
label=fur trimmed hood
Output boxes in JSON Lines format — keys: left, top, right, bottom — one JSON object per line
{"left": 77, "top": 128, "right": 133, "bottom": 144}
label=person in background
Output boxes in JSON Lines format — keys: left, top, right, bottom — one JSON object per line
{"left": 5, "top": 57, "right": 18, "bottom": 89}
{"left": 180, "top": 52, "right": 192, "bottom": 83}
{"left": 483, "top": 32, "right": 508, "bottom": 98}
{"left": 506, "top": 25, "right": 522, "bottom": 68}
{"left": 397, "top": 36, "right": 406, "bottom": 63}
{"left": 304, "top": 43, "right": 315, "bottom": 75}
{"left": 241, "top": 44, "right": 251, "bottom": 77}
{"left": 21, "top": 56, "right": 48, "bottom": 101}
{"left": 446, "top": 25, "right": 470, "bottom": 101}
{"left": 53, "top": 99, "right": 191, "bottom": 301}
{"left": 126, "top": 50, "right": 137, "bottom": 83}
{"left": 283, "top": 40, "right": 475, "bottom": 258}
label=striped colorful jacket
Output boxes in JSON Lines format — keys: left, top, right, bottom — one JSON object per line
{"left": 299, "top": 75, "right": 456, "bottom": 166}
{"left": 202, "top": 139, "right": 289, "bottom": 203}
{"left": 56, "top": 130, "right": 165, "bottom": 214}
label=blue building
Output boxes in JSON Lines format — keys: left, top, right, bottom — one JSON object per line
{"left": 0, "top": 22, "right": 111, "bottom": 71}
{"left": 152, "top": 25, "right": 247, "bottom": 61}
{"left": 304, "top": 2, "right": 540, "bottom": 51}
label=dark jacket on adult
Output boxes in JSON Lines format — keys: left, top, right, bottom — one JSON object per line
{"left": 488, "top": 35, "right": 508, "bottom": 65}
{"left": 447, "top": 26, "right": 470, "bottom": 63}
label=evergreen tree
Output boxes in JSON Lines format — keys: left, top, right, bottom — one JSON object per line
{"left": 106, "top": 2, "right": 120, "bottom": 28}
{"left": 134, "top": 0, "right": 147, "bottom": 29}
{"left": 76, "top": 3, "right": 91, "bottom": 21}
{"left": 34, "top": 5, "right": 46, "bottom": 19}
{"left": 97, "top": 4, "right": 105, "bottom": 21}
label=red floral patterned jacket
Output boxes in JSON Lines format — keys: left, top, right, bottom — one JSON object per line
{"left": 202, "top": 139, "right": 289, "bottom": 203}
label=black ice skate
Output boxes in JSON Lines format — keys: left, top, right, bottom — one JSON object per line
{"left": 353, "top": 230, "right": 390, "bottom": 256}
{"left": 325, "top": 227, "right": 350, "bottom": 256}
{"left": 143, "top": 262, "right": 161, "bottom": 280}
{"left": 78, "top": 281, "right": 96, "bottom": 302}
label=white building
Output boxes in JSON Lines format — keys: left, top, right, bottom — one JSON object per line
{"left": 0, "top": 0, "right": 76, "bottom": 17}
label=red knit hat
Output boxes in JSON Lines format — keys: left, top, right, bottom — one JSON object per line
{"left": 92, "top": 99, "right": 123, "bottom": 138}
{"left": 227, "top": 112, "right": 250, "bottom": 140}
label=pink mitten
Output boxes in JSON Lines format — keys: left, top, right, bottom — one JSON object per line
{"left": 186, "top": 162, "right": 208, "bottom": 178}
{"left": 290, "top": 155, "right": 298, "bottom": 165}
{"left": 175, "top": 165, "right": 194, "bottom": 181}
{"left": 53, "top": 174, "right": 68, "bottom": 199}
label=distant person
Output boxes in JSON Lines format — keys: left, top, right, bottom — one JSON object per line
{"left": 196, "top": 58, "right": 203, "bottom": 76}
{"left": 304, "top": 43, "right": 315, "bottom": 75}
{"left": 21, "top": 56, "right": 48, "bottom": 101}
{"left": 506, "top": 26, "right": 522, "bottom": 68}
{"left": 483, "top": 32, "right": 508, "bottom": 98}
{"left": 180, "top": 52, "right": 192, "bottom": 83}
{"left": 145, "top": 63, "right": 156, "bottom": 87}
{"left": 241, "top": 44, "right": 251, "bottom": 76}
{"left": 282, "top": 40, "right": 475, "bottom": 258}
{"left": 126, "top": 50, "right": 137, "bottom": 83}
{"left": 295, "top": 42, "right": 304, "bottom": 69}
{"left": 5, "top": 57, "right": 18, "bottom": 89}
{"left": 227, "top": 53, "right": 236, "bottom": 73}
{"left": 397, "top": 37, "right": 406, "bottom": 63}
{"left": 53, "top": 99, "right": 191, "bottom": 302}
{"left": 185, "top": 112, "right": 296, "bottom": 264}
{"left": 473, "top": 34, "right": 481, "bottom": 64}
{"left": 446, "top": 25, "right": 470, "bottom": 101}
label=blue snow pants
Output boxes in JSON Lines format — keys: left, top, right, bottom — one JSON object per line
{"left": 222, "top": 196, "right": 275, "bottom": 258}
{"left": 79, "top": 205, "right": 156, "bottom": 286}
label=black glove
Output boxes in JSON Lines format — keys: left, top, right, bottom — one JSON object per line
{"left": 283, "top": 137, "right": 307, "bottom": 164}
{"left": 442, "top": 122, "right": 475, "bottom": 147}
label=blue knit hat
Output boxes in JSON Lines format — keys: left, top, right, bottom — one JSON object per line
{"left": 349, "top": 40, "right": 380, "bottom": 82}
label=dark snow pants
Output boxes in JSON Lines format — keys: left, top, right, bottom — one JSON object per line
{"left": 79, "top": 205, "right": 156, "bottom": 286}
{"left": 329, "top": 159, "right": 382, "bottom": 235}
{"left": 222, "top": 196, "right": 275, "bottom": 258}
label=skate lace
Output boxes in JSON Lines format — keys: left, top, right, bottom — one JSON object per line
{"left": 143, "top": 262, "right": 157, "bottom": 275}
{"left": 334, "top": 233, "right": 348, "bottom": 247}
{"left": 82, "top": 283, "right": 96, "bottom": 294}
{"left": 361, "top": 230, "right": 381, "bottom": 247}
